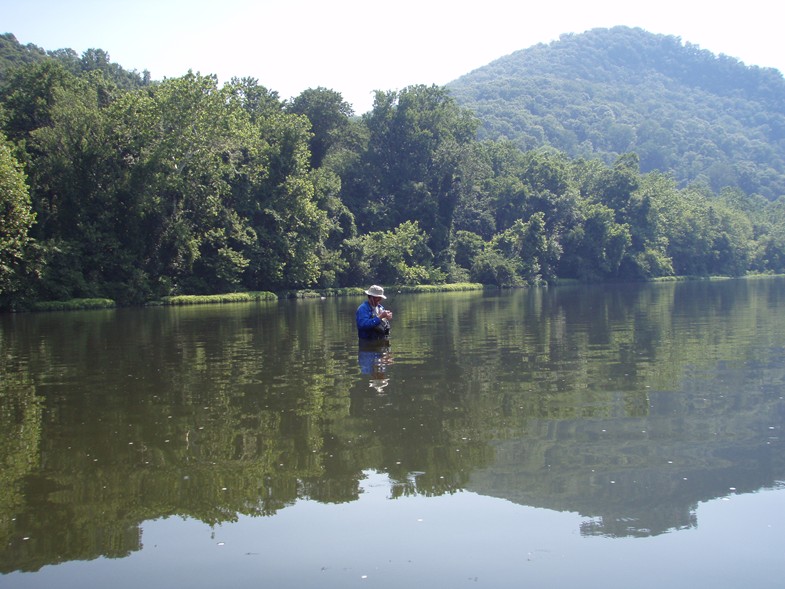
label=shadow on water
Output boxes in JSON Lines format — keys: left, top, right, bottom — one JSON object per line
{"left": 1, "top": 278, "right": 785, "bottom": 573}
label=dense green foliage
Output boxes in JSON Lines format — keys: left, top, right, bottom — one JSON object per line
{"left": 0, "top": 32, "right": 149, "bottom": 88}
{"left": 0, "top": 137, "right": 36, "bottom": 307}
{"left": 447, "top": 26, "right": 785, "bottom": 200}
{"left": 1, "top": 29, "right": 784, "bottom": 309}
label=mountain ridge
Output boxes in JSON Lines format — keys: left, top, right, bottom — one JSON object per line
{"left": 447, "top": 26, "right": 785, "bottom": 199}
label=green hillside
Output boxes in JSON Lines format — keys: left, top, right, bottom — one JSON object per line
{"left": 3, "top": 28, "right": 785, "bottom": 310}
{"left": 0, "top": 32, "right": 149, "bottom": 89}
{"left": 447, "top": 26, "right": 785, "bottom": 200}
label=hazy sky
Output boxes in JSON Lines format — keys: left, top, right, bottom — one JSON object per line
{"left": 3, "top": 0, "right": 782, "bottom": 113}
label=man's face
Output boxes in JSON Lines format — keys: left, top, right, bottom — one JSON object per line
{"left": 370, "top": 296, "right": 381, "bottom": 306}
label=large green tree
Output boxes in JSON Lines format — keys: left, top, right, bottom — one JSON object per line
{"left": 13, "top": 70, "right": 331, "bottom": 301}
{"left": 286, "top": 87, "right": 360, "bottom": 287}
{"left": 286, "top": 87, "right": 354, "bottom": 169}
{"left": 343, "top": 220, "right": 440, "bottom": 286}
{"left": 559, "top": 201, "right": 632, "bottom": 280}
{"left": 236, "top": 102, "right": 328, "bottom": 290}
{"left": 27, "top": 71, "right": 128, "bottom": 300}
{"left": 0, "top": 135, "right": 35, "bottom": 308}
{"left": 0, "top": 60, "right": 77, "bottom": 148}
{"left": 660, "top": 186, "right": 753, "bottom": 276}
{"left": 343, "top": 85, "right": 478, "bottom": 265}
{"left": 110, "top": 73, "right": 327, "bottom": 295}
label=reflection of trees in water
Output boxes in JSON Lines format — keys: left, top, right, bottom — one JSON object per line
{"left": 367, "top": 280, "right": 785, "bottom": 537}
{"left": 1, "top": 279, "right": 785, "bottom": 570}
{"left": 581, "top": 506, "right": 698, "bottom": 538}
{"left": 465, "top": 370, "right": 785, "bottom": 538}
{"left": 0, "top": 371, "right": 42, "bottom": 569}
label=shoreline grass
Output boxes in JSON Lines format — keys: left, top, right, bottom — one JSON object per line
{"left": 31, "top": 298, "right": 117, "bottom": 312}
{"left": 18, "top": 275, "right": 785, "bottom": 312}
{"left": 159, "top": 291, "right": 277, "bottom": 306}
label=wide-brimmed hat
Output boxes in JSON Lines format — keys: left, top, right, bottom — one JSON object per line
{"left": 365, "top": 285, "right": 386, "bottom": 299}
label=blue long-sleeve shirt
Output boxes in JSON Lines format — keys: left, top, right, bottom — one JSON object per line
{"left": 356, "top": 300, "right": 388, "bottom": 339}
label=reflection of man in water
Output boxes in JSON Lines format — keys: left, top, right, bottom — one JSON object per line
{"left": 357, "top": 285, "right": 394, "bottom": 391}
{"left": 356, "top": 284, "right": 393, "bottom": 340}
{"left": 358, "top": 338, "right": 392, "bottom": 392}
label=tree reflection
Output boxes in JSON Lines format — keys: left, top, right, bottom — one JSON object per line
{"left": 1, "top": 279, "right": 785, "bottom": 572}
{"left": 0, "top": 370, "right": 42, "bottom": 564}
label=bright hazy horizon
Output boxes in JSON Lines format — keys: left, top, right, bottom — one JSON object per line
{"left": 3, "top": 0, "right": 782, "bottom": 113}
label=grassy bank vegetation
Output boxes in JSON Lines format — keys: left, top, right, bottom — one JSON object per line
{"left": 22, "top": 277, "right": 785, "bottom": 312}
{"left": 31, "top": 298, "right": 117, "bottom": 312}
{"left": 23, "top": 284, "right": 490, "bottom": 312}
{"left": 159, "top": 291, "right": 278, "bottom": 306}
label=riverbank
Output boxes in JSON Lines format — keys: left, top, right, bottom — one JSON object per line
{"left": 24, "top": 274, "right": 785, "bottom": 312}
{"left": 27, "top": 283, "right": 491, "bottom": 311}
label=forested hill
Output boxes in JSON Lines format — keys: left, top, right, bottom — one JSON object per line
{"left": 3, "top": 27, "right": 785, "bottom": 310}
{"left": 447, "top": 26, "right": 785, "bottom": 200}
{"left": 0, "top": 33, "right": 149, "bottom": 89}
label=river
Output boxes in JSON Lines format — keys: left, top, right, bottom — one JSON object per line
{"left": 2, "top": 279, "right": 784, "bottom": 588}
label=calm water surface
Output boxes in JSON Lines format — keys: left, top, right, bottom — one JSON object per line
{"left": 2, "top": 279, "right": 785, "bottom": 588}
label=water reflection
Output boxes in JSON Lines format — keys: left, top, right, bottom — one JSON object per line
{"left": 357, "top": 339, "right": 393, "bottom": 392}
{"left": 1, "top": 279, "right": 785, "bottom": 578}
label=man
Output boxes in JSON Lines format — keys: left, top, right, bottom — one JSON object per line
{"left": 356, "top": 284, "right": 393, "bottom": 339}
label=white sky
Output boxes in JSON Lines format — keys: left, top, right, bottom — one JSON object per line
{"left": 3, "top": 0, "right": 783, "bottom": 114}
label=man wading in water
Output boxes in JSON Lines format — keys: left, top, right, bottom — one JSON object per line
{"left": 356, "top": 284, "right": 393, "bottom": 340}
